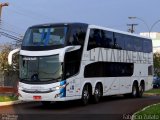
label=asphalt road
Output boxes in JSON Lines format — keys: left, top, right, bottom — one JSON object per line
{"left": 0, "top": 95, "right": 160, "bottom": 120}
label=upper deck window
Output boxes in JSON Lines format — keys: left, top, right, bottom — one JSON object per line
{"left": 22, "top": 26, "right": 67, "bottom": 47}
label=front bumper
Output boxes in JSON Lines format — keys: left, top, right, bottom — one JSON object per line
{"left": 18, "top": 80, "right": 67, "bottom": 101}
{"left": 18, "top": 90, "right": 66, "bottom": 101}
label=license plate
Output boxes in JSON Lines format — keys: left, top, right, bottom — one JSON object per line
{"left": 33, "top": 96, "right": 41, "bottom": 100}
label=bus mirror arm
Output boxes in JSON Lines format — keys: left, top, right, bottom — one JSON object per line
{"left": 59, "top": 45, "right": 81, "bottom": 62}
{"left": 8, "top": 48, "right": 20, "bottom": 65}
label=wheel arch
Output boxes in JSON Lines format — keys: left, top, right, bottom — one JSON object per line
{"left": 132, "top": 80, "right": 139, "bottom": 87}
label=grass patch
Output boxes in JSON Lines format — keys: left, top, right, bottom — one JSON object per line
{"left": 134, "top": 103, "right": 160, "bottom": 120}
{"left": 145, "top": 88, "right": 160, "bottom": 94}
{"left": 0, "top": 96, "right": 18, "bottom": 102}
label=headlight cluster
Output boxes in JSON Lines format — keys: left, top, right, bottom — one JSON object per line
{"left": 51, "top": 84, "right": 66, "bottom": 91}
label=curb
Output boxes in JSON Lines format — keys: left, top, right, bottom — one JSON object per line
{"left": 0, "top": 100, "right": 28, "bottom": 107}
{"left": 144, "top": 93, "right": 160, "bottom": 96}
{"left": 131, "top": 103, "right": 160, "bottom": 120}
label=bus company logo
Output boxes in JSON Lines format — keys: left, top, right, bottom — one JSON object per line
{"left": 88, "top": 48, "right": 152, "bottom": 64}
{"left": 23, "top": 57, "right": 37, "bottom": 61}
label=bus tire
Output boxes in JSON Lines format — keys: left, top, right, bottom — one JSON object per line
{"left": 131, "top": 82, "right": 139, "bottom": 98}
{"left": 41, "top": 101, "right": 51, "bottom": 106}
{"left": 81, "top": 84, "right": 90, "bottom": 105}
{"left": 93, "top": 83, "right": 102, "bottom": 103}
{"left": 138, "top": 82, "right": 145, "bottom": 98}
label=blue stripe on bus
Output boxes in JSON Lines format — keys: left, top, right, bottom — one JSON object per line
{"left": 37, "top": 29, "right": 45, "bottom": 46}
{"left": 44, "top": 28, "right": 51, "bottom": 46}
{"left": 60, "top": 80, "right": 66, "bottom": 98}
{"left": 64, "top": 27, "right": 67, "bottom": 37}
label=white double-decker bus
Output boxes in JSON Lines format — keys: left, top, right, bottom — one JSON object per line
{"left": 8, "top": 23, "right": 153, "bottom": 105}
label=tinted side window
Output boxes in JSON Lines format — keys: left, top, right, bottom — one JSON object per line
{"left": 84, "top": 62, "right": 134, "bottom": 77}
{"left": 134, "top": 37, "right": 143, "bottom": 52}
{"left": 103, "top": 30, "right": 114, "bottom": 48}
{"left": 125, "top": 36, "right": 134, "bottom": 51}
{"left": 87, "top": 29, "right": 152, "bottom": 53}
{"left": 64, "top": 50, "right": 81, "bottom": 79}
{"left": 87, "top": 29, "right": 97, "bottom": 50}
{"left": 148, "top": 65, "right": 153, "bottom": 75}
{"left": 114, "top": 33, "right": 125, "bottom": 50}
{"left": 87, "top": 29, "right": 113, "bottom": 50}
{"left": 67, "top": 26, "right": 86, "bottom": 46}
{"left": 65, "top": 26, "right": 87, "bottom": 79}
{"left": 143, "top": 39, "right": 152, "bottom": 53}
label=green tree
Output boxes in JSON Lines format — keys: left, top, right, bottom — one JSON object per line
{"left": 153, "top": 52, "right": 160, "bottom": 76}
{"left": 0, "top": 44, "right": 19, "bottom": 74}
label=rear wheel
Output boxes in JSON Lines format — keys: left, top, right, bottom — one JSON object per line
{"left": 81, "top": 85, "right": 90, "bottom": 105}
{"left": 93, "top": 83, "right": 102, "bottom": 103}
{"left": 131, "top": 82, "right": 139, "bottom": 98}
{"left": 138, "top": 83, "right": 145, "bottom": 97}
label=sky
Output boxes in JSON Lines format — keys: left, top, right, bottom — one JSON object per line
{"left": 0, "top": 0, "right": 160, "bottom": 43}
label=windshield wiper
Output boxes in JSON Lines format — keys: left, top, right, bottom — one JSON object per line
{"left": 20, "top": 78, "right": 30, "bottom": 81}
{"left": 42, "top": 77, "right": 62, "bottom": 82}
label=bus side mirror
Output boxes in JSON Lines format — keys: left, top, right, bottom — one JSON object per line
{"left": 8, "top": 48, "right": 20, "bottom": 65}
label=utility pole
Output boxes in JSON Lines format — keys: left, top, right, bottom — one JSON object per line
{"left": 127, "top": 23, "right": 138, "bottom": 33}
{"left": 0, "top": 2, "right": 9, "bottom": 21}
{"left": 0, "top": 2, "right": 9, "bottom": 38}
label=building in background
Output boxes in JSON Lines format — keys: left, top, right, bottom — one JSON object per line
{"left": 140, "top": 32, "right": 160, "bottom": 53}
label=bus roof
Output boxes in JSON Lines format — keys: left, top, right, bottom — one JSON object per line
{"left": 30, "top": 22, "right": 88, "bottom": 28}
{"left": 29, "top": 22, "right": 150, "bottom": 40}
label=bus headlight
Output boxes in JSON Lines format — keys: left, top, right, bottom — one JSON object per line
{"left": 50, "top": 86, "right": 61, "bottom": 91}
{"left": 55, "top": 85, "right": 64, "bottom": 90}
{"left": 56, "top": 86, "right": 60, "bottom": 90}
{"left": 53, "top": 83, "right": 69, "bottom": 91}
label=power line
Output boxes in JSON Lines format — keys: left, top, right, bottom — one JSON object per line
{"left": 2, "top": 21, "right": 25, "bottom": 31}
{"left": 8, "top": 7, "right": 53, "bottom": 22}
{"left": 0, "top": 33, "right": 22, "bottom": 47}
{"left": 0, "top": 20, "right": 25, "bottom": 33}
{"left": 0, "top": 27, "right": 22, "bottom": 36}
{"left": 0, "top": 2, "right": 23, "bottom": 45}
{"left": 0, "top": 21, "right": 24, "bottom": 39}
{"left": 7, "top": 8, "right": 41, "bottom": 21}
{"left": 11, "top": 3, "right": 54, "bottom": 21}
{"left": 0, "top": 31, "right": 22, "bottom": 41}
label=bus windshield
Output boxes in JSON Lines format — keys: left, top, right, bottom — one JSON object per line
{"left": 19, "top": 55, "right": 63, "bottom": 83}
{"left": 22, "top": 26, "right": 67, "bottom": 47}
